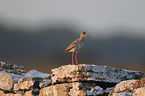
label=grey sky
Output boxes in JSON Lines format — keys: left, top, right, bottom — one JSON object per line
{"left": 0, "top": 0, "right": 145, "bottom": 33}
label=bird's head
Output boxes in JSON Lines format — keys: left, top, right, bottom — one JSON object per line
{"left": 80, "top": 31, "right": 89, "bottom": 37}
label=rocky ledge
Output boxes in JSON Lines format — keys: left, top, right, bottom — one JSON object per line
{"left": 0, "top": 62, "right": 145, "bottom": 96}
{"left": 109, "top": 76, "right": 145, "bottom": 96}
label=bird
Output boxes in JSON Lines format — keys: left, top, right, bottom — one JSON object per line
{"left": 64, "top": 32, "right": 88, "bottom": 65}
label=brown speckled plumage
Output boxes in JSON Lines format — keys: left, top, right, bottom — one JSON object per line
{"left": 64, "top": 32, "right": 88, "bottom": 65}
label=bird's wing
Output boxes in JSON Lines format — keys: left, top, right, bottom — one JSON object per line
{"left": 64, "top": 39, "right": 78, "bottom": 52}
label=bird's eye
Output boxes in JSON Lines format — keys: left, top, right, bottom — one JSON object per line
{"left": 82, "top": 32, "right": 86, "bottom": 34}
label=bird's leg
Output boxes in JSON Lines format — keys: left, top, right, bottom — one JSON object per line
{"left": 0, "top": 62, "right": 2, "bottom": 67}
{"left": 72, "top": 52, "right": 74, "bottom": 65}
{"left": 75, "top": 51, "right": 78, "bottom": 65}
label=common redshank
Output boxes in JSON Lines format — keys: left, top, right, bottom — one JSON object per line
{"left": 64, "top": 32, "right": 88, "bottom": 65}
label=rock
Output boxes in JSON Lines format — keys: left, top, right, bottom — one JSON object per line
{"left": 0, "top": 71, "right": 23, "bottom": 83}
{"left": 104, "top": 87, "right": 115, "bottom": 94}
{"left": 1, "top": 62, "right": 24, "bottom": 69}
{"left": 14, "top": 78, "right": 33, "bottom": 91}
{"left": 24, "top": 69, "right": 51, "bottom": 78}
{"left": 114, "top": 80, "right": 137, "bottom": 93}
{"left": 24, "top": 90, "right": 33, "bottom": 96}
{"left": 86, "top": 86, "right": 104, "bottom": 96}
{"left": 53, "top": 83, "right": 71, "bottom": 96}
{"left": 0, "top": 71, "right": 23, "bottom": 92}
{"left": 0, "top": 90, "right": 23, "bottom": 96}
{"left": 51, "top": 64, "right": 145, "bottom": 84}
{"left": 40, "top": 83, "right": 71, "bottom": 96}
{"left": 4, "top": 93, "right": 23, "bottom": 96}
{"left": 24, "top": 69, "right": 51, "bottom": 89}
{"left": 32, "top": 77, "right": 41, "bottom": 95}
{"left": 39, "top": 86, "right": 53, "bottom": 96}
{"left": 133, "top": 87, "right": 145, "bottom": 96}
{"left": 134, "top": 76, "right": 145, "bottom": 89}
{"left": 0, "top": 72, "right": 14, "bottom": 91}
{"left": 14, "top": 69, "right": 51, "bottom": 96}
{"left": 69, "top": 82, "right": 86, "bottom": 96}
{"left": 139, "top": 76, "right": 145, "bottom": 87}
{"left": 69, "top": 82, "right": 105, "bottom": 96}
{"left": 4, "top": 69, "right": 26, "bottom": 75}
{"left": 0, "top": 61, "right": 52, "bottom": 95}
{"left": 109, "top": 77, "right": 145, "bottom": 96}
{"left": 40, "top": 82, "right": 106, "bottom": 96}
{"left": 111, "top": 92, "right": 133, "bottom": 96}
{"left": 0, "top": 61, "right": 26, "bottom": 75}
{"left": 0, "top": 90, "right": 4, "bottom": 95}
{"left": 39, "top": 78, "right": 51, "bottom": 88}
{"left": 14, "top": 70, "right": 50, "bottom": 91}
{"left": 1, "top": 64, "right": 145, "bottom": 96}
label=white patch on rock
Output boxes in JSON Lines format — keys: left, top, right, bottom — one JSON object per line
{"left": 24, "top": 69, "right": 51, "bottom": 78}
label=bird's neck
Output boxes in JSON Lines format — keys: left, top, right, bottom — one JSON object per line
{"left": 79, "top": 36, "right": 84, "bottom": 41}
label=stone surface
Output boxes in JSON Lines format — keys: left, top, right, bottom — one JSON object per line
{"left": 24, "top": 90, "right": 33, "bottom": 96}
{"left": 109, "top": 77, "right": 145, "bottom": 96}
{"left": 14, "top": 69, "right": 51, "bottom": 91}
{"left": 0, "top": 61, "right": 26, "bottom": 75}
{"left": 14, "top": 78, "right": 33, "bottom": 91}
{"left": 24, "top": 69, "right": 51, "bottom": 78}
{"left": 0, "top": 90, "right": 23, "bottom": 96}
{"left": 51, "top": 64, "right": 145, "bottom": 83}
{"left": 114, "top": 80, "right": 137, "bottom": 93}
{"left": 0, "top": 62, "right": 51, "bottom": 95}
{"left": 39, "top": 78, "right": 51, "bottom": 88}
{"left": 86, "top": 86, "right": 104, "bottom": 96}
{"left": 111, "top": 92, "right": 133, "bottom": 96}
{"left": 0, "top": 90, "right": 4, "bottom": 95}
{"left": 0, "top": 71, "right": 23, "bottom": 83}
{"left": 40, "top": 82, "right": 106, "bottom": 96}
{"left": 0, "top": 72, "right": 14, "bottom": 91}
{"left": 134, "top": 76, "right": 145, "bottom": 89}
{"left": 133, "top": 87, "right": 145, "bottom": 96}
{"left": 1, "top": 63, "right": 145, "bottom": 96}
{"left": 40, "top": 83, "right": 71, "bottom": 96}
{"left": 104, "top": 87, "right": 115, "bottom": 94}
{"left": 69, "top": 82, "right": 86, "bottom": 96}
{"left": 39, "top": 86, "right": 53, "bottom": 96}
{"left": 4, "top": 93, "right": 23, "bottom": 96}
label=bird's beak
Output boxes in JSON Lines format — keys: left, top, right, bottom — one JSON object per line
{"left": 85, "top": 35, "right": 89, "bottom": 37}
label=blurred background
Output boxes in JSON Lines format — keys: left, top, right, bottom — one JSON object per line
{"left": 0, "top": 0, "right": 145, "bottom": 73}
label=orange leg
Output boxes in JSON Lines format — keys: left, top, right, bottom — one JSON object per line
{"left": 75, "top": 51, "right": 78, "bottom": 65}
{"left": 0, "top": 62, "right": 2, "bottom": 67}
{"left": 72, "top": 52, "right": 74, "bottom": 65}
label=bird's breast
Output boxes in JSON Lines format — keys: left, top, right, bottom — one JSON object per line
{"left": 76, "top": 41, "right": 84, "bottom": 51}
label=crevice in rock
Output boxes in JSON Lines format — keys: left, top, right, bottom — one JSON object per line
{"left": 15, "top": 88, "right": 32, "bottom": 94}
{"left": 32, "top": 80, "right": 41, "bottom": 95}
{"left": 32, "top": 77, "right": 42, "bottom": 95}
{"left": 84, "top": 81, "right": 116, "bottom": 90}
{"left": 52, "top": 80, "right": 117, "bottom": 89}
{"left": 0, "top": 89, "right": 15, "bottom": 94}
